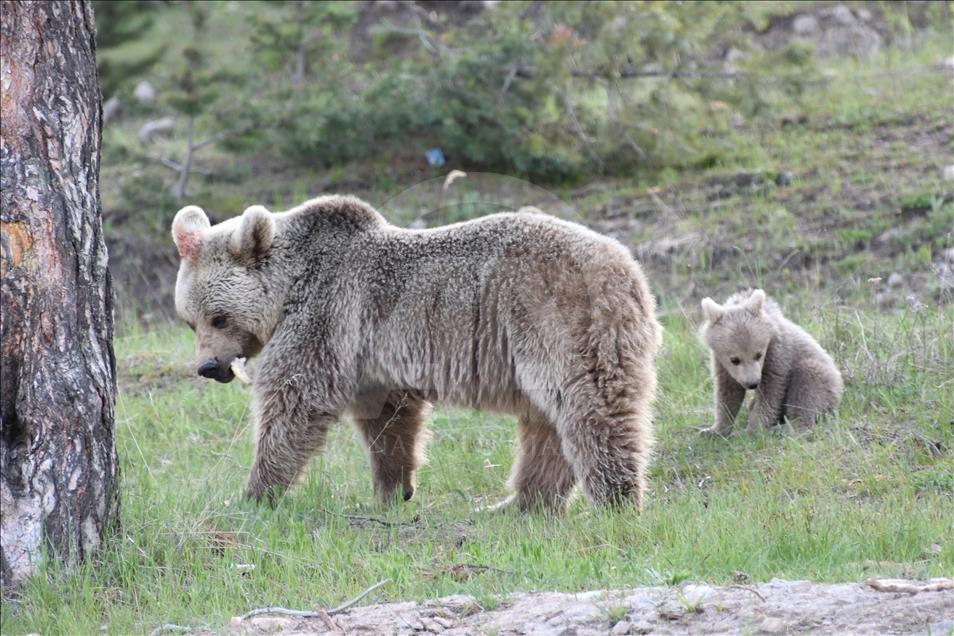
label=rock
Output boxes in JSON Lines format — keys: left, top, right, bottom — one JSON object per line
{"left": 944, "top": 57, "right": 954, "bottom": 69}
{"left": 759, "top": 616, "right": 788, "bottom": 634}
{"left": 775, "top": 171, "right": 795, "bottom": 186}
{"left": 133, "top": 80, "right": 156, "bottom": 103}
{"left": 611, "top": 619, "right": 632, "bottom": 634}
{"left": 421, "top": 616, "right": 445, "bottom": 632}
{"left": 886, "top": 272, "right": 903, "bottom": 288}
{"left": 522, "top": 620, "right": 557, "bottom": 635}
{"left": 682, "top": 584, "right": 714, "bottom": 605}
{"left": 906, "top": 295, "right": 926, "bottom": 311}
{"left": 943, "top": 165, "right": 954, "bottom": 181}
{"left": 138, "top": 117, "right": 175, "bottom": 144}
{"left": 792, "top": 14, "right": 819, "bottom": 35}
{"left": 249, "top": 616, "right": 295, "bottom": 632}
{"left": 439, "top": 594, "right": 476, "bottom": 608}
{"left": 561, "top": 602, "right": 601, "bottom": 622}
{"left": 432, "top": 615, "right": 455, "bottom": 628}
{"left": 626, "top": 595, "right": 655, "bottom": 612}
{"left": 823, "top": 5, "right": 857, "bottom": 26}
{"left": 723, "top": 46, "right": 745, "bottom": 72}
{"left": 928, "top": 619, "right": 954, "bottom": 634}
{"left": 103, "top": 95, "right": 121, "bottom": 123}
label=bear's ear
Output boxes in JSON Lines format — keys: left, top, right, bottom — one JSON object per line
{"left": 229, "top": 205, "right": 275, "bottom": 264}
{"left": 747, "top": 289, "right": 766, "bottom": 315}
{"left": 701, "top": 297, "right": 724, "bottom": 323}
{"left": 172, "top": 205, "right": 211, "bottom": 260}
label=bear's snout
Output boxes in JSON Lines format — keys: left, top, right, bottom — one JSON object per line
{"left": 197, "top": 358, "right": 235, "bottom": 383}
{"left": 746, "top": 381, "right": 759, "bottom": 390}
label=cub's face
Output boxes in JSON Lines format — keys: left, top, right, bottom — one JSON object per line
{"left": 700, "top": 290, "right": 776, "bottom": 390}
{"left": 706, "top": 323, "right": 773, "bottom": 389}
{"left": 172, "top": 205, "right": 275, "bottom": 383}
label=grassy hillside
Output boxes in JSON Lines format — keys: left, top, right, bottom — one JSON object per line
{"left": 3, "top": 9, "right": 953, "bottom": 636}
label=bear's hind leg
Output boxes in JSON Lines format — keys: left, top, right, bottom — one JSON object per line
{"left": 507, "top": 410, "right": 577, "bottom": 513}
{"left": 353, "top": 391, "right": 429, "bottom": 503}
{"left": 559, "top": 410, "right": 650, "bottom": 509}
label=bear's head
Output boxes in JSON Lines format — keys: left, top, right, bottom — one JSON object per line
{"left": 172, "top": 204, "right": 278, "bottom": 383}
{"left": 699, "top": 289, "right": 778, "bottom": 390}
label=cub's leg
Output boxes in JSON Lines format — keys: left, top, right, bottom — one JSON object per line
{"left": 353, "top": 391, "right": 429, "bottom": 503}
{"left": 747, "top": 371, "right": 788, "bottom": 432}
{"left": 506, "top": 409, "right": 577, "bottom": 513}
{"left": 702, "top": 360, "right": 745, "bottom": 436}
{"left": 781, "top": 360, "right": 840, "bottom": 429}
{"left": 245, "top": 387, "right": 336, "bottom": 505}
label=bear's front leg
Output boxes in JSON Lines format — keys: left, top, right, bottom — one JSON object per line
{"left": 746, "top": 372, "right": 787, "bottom": 432}
{"left": 702, "top": 361, "right": 745, "bottom": 436}
{"left": 244, "top": 383, "right": 337, "bottom": 505}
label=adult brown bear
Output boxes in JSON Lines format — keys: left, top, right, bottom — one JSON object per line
{"left": 172, "top": 195, "right": 661, "bottom": 512}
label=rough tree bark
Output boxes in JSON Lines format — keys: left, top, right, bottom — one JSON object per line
{"left": 0, "top": 0, "right": 118, "bottom": 588}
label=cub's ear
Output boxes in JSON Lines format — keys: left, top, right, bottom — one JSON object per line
{"left": 230, "top": 205, "right": 275, "bottom": 264}
{"left": 172, "top": 205, "right": 211, "bottom": 260}
{"left": 747, "top": 289, "right": 766, "bottom": 314}
{"left": 701, "top": 297, "right": 724, "bottom": 323}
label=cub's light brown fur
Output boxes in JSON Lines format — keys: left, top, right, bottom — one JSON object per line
{"left": 699, "top": 289, "right": 843, "bottom": 435}
{"left": 172, "top": 195, "right": 661, "bottom": 512}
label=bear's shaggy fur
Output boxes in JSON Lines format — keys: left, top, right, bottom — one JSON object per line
{"left": 699, "top": 289, "right": 843, "bottom": 435}
{"left": 172, "top": 195, "right": 661, "bottom": 511}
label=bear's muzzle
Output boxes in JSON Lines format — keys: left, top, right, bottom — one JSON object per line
{"left": 197, "top": 358, "right": 235, "bottom": 383}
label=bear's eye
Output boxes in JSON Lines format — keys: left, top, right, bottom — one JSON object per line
{"left": 730, "top": 357, "right": 741, "bottom": 365}
{"left": 210, "top": 315, "right": 227, "bottom": 329}
{"left": 754, "top": 351, "right": 762, "bottom": 361}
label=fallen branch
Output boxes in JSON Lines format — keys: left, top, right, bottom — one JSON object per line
{"left": 327, "top": 580, "right": 390, "bottom": 615}
{"left": 235, "top": 579, "right": 389, "bottom": 622}
{"left": 452, "top": 563, "right": 516, "bottom": 576}
{"left": 728, "top": 585, "right": 766, "bottom": 602}
{"left": 865, "top": 578, "right": 954, "bottom": 594}
{"left": 319, "top": 507, "right": 418, "bottom": 528}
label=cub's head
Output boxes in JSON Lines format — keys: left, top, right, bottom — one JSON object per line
{"left": 172, "top": 204, "right": 277, "bottom": 383}
{"left": 699, "top": 289, "right": 777, "bottom": 390}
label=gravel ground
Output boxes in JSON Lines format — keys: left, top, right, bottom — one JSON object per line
{"left": 214, "top": 578, "right": 954, "bottom": 635}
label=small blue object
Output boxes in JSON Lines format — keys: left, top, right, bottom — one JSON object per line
{"left": 425, "top": 148, "right": 446, "bottom": 167}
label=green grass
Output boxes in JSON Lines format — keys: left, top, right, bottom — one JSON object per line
{"left": 2, "top": 304, "right": 951, "bottom": 635}
{"left": 5, "top": 11, "right": 953, "bottom": 636}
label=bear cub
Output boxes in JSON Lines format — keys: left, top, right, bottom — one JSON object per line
{"left": 699, "top": 289, "right": 842, "bottom": 435}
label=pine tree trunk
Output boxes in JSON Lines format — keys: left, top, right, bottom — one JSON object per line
{"left": 0, "top": 0, "right": 118, "bottom": 588}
